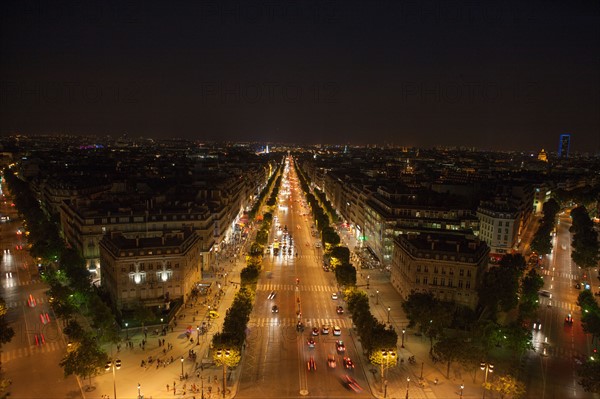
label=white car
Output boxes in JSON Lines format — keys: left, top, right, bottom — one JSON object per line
{"left": 331, "top": 293, "right": 338, "bottom": 300}
{"left": 333, "top": 326, "right": 342, "bottom": 336}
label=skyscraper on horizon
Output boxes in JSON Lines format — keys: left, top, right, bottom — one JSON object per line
{"left": 558, "top": 134, "right": 571, "bottom": 158}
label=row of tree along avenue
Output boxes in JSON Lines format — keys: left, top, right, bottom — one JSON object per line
{"left": 530, "top": 198, "right": 560, "bottom": 256}
{"left": 210, "top": 162, "right": 283, "bottom": 376}
{"left": 293, "top": 157, "right": 398, "bottom": 380}
{"left": 3, "top": 167, "right": 115, "bottom": 390}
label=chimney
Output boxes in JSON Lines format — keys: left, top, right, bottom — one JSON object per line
{"left": 136, "top": 236, "right": 139, "bottom": 247}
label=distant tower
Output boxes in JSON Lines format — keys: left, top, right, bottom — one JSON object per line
{"left": 558, "top": 134, "right": 570, "bottom": 158}
{"left": 537, "top": 149, "right": 548, "bottom": 162}
{"left": 265, "top": 145, "right": 269, "bottom": 154}
{"left": 344, "top": 145, "right": 348, "bottom": 154}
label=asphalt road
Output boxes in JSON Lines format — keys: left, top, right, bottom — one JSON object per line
{"left": 236, "top": 159, "right": 372, "bottom": 398}
{"left": 523, "top": 213, "right": 599, "bottom": 399}
{"left": 0, "top": 189, "right": 82, "bottom": 399}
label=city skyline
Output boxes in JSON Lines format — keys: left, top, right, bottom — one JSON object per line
{"left": 1, "top": 0, "right": 599, "bottom": 152}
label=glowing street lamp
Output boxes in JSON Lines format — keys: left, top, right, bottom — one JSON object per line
{"left": 401, "top": 328, "right": 406, "bottom": 348}
{"left": 387, "top": 307, "right": 391, "bottom": 324}
{"left": 181, "top": 356, "right": 184, "bottom": 377}
{"left": 405, "top": 376, "right": 410, "bottom": 399}
{"left": 105, "top": 358, "right": 121, "bottom": 399}
{"left": 480, "top": 362, "right": 494, "bottom": 399}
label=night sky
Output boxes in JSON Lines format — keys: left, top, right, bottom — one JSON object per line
{"left": 1, "top": 0, "right": 599, "bottom": 152}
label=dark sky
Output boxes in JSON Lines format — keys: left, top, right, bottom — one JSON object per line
{"left": 1, "top": 0, "right": 599, "bottom": 152}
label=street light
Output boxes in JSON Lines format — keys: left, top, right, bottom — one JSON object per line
{"left": 480, "top": 362, "right": 494, "bottom": 399}
{"left": 137, "top": 382, "right": 141, "bottom": 399}
{"left": 181, "top": 356, "right": 184, "bottom": 377}
{"left": 376, "top": 290, "right": 379, "bottom": 304}
{"left": 125, "top": 322, "right": 128, "bottom": 340}
{"left": 405, "top": 376, "right": 410, "bottom": 399}
{"left": 216, "top": 349, "right": 230, "bottom": 398}
{"left": 401, "top": 328, "right": 406, "bottom": 348}
{"left": 197, "top": 326, "right": 200, "bottom": 345}
{"left": 460, "top": 383, "right": 464, "bottom": 399}
{"left": 387, "top": 306, "right": 391, "bottom": 324}
{"left": 381, "top": 349, "right": 396, "bottom": 398}
{"left": 367, "top": 275, "right": 370, "bottom": 289}
{"left": 104, "top": 358, "right": 121, "bottom": 399}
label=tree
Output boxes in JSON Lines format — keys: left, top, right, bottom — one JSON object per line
{"left": 59, "top": 336, "right": 108, "bottom": 389}
{"left": 519, "top": 269, "right": 544, "bottom": 319}
{"left": 484, "top": 374, "right": 526, "bottom": 399}
{"left": 577, "top": 359, "right": 600, "bottom": 393}
{"left": 131, "top": 302, "right": 155, "bottom": 330}
{"left": 330, "top": 246, "right": 350, "bottom": 266}
{"left": 502, "top": 322, "right": 533, "bottom": 360}
{"left": 335, "top": 263, "right": 357, "bottom": 287}
{"left": 249, "top": 242, "right": 264, "bottom": 256}
{"left": 477, "top": 256, "right": 524, "bottom": 316}
{"left": 0, "top": 297, "right": 15, "bottom": 348}
{"left": 402, "top": 292, "right": 453, "bottom": 352}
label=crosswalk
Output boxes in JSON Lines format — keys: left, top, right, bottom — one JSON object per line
{"left": 538, "top": 297, "right": 577, "bottom": 312}
{"left": 540, "top": 269, "right": 578, "bottom": 280}
{"left": 0, "top": 341, "right": 63, "bottom": 364}
{"left": 256, "top": 283, "right": 336, "bottom": 293}
{"left": 249, "top": 316, "right": 352, "bottom": 329}
{"left": 4, "top": 296, "right": 46, "bottom": 309}
{"left": 1, "top": 279, "right": 40, "bottom": 289}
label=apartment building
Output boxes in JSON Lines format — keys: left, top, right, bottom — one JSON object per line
{"left": 99, "top": 228, "right": 202, "bottom": 311}
{"left": 476, "top": 200, "right": 520, "bottom": 259}
{"left": 391, "top": 232, "right": 489, "bottom": 309}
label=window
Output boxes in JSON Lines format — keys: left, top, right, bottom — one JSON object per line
{"left": 449, "top": 269, "right": 454, "bottom": 275}
{"left": 424, "top": 266, "right": 429, "bottom": 272}
{"left": 467, "top": 270, "right": 471, "bottom": 277}
{"left": 129, "top": 265, "right": 134, "bottom": 272}
{"left": 415, "top": 277, "right": 420, "bottom": 284}
{"left": 434, "top": 266, "right": 438, "bottom": 274}
{"left": 459, "top": 269, "right": 464, "bottom": 276}
{"left": 441, "top": 277, "right": 445, "bottom": 286}
{"left": 423, "top": 277, "right": 428, "bottom": 285}
{"left": 448, "top": 278, "right": 453, "bottom": 287}
{"left": 458, "top": 280, "right": 463, "bottom": 288}
{"left": 416, "top": 265, "right": 421, "bottom": 272}
{"left": 466, "top": 280, "right": 471, "bottom": 289}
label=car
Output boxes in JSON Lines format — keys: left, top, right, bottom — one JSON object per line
{"left": 538, "top": 290, "right": 551, "bottom": 298}
{"left": 336, "top": 340, "right": 346, "bottom": 353}
{"left": 267, "top": 291, "right": 277, "bottom": 300}
{"left": 343, "top": 375, "right": 363, "bottom": 392}
{"left": 312, "top": 327, "right": 319, "bottom": 336}
{"left": 208, "top": 310, "right": 220, "bottom": 319}
{"left": 331, "top": 293, "right": 338, "bottom": 300}
{"left": 315, "top": 242, "right": 322, "bottom": 248}
{"left": 532, "top": 320, "right": 542, "bottom": 330}
{"left": 271, "top": 305, "right": 279, "bottom": 313}
{"left": 307, "top": 338, "right": 316, "bottom": 348}
{"left": 297, "top": 321, "right": 304, "bottom": 332}
{"left": 321, "top": 326, "right": 330, "bottom": 335}
{"left": 565, "top": 314, "right": 573, "bottom": 324}
{"left": 336, "top": 306, "right": 344, "bottom": 314}
{"left": 575, "top": 283, "right": 581, "bottom": 289}
{"left": 333, "top": 326, "right": 342, "bottom": 336}
{"left": 327, "top": 354, "right": 337, "bottom": 368}
{"left": 343, "top": 356, "right": 355, "bottom": 369}
{"left": 28, "top": 294, "right": 36, "bottom": 307}
{"left": 307, "top": 356, "right": 316, "bottom": 371}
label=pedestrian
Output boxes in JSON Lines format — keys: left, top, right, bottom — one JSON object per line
{"left": 166, "top": 384, "right": 169, "bottom": 392}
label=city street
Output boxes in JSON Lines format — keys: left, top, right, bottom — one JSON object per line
{"left": 523, "top": 213, "right": 599, "bottom": 399}
{"left": 0, "top": 188, "right": 82, "bottom": 399}
{"left": 236, "top": 158, "right": 372, "bottom": 398}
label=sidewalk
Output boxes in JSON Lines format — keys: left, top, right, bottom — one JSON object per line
{"left": 85, "top": 236, "right": 253, "bottom": 399}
